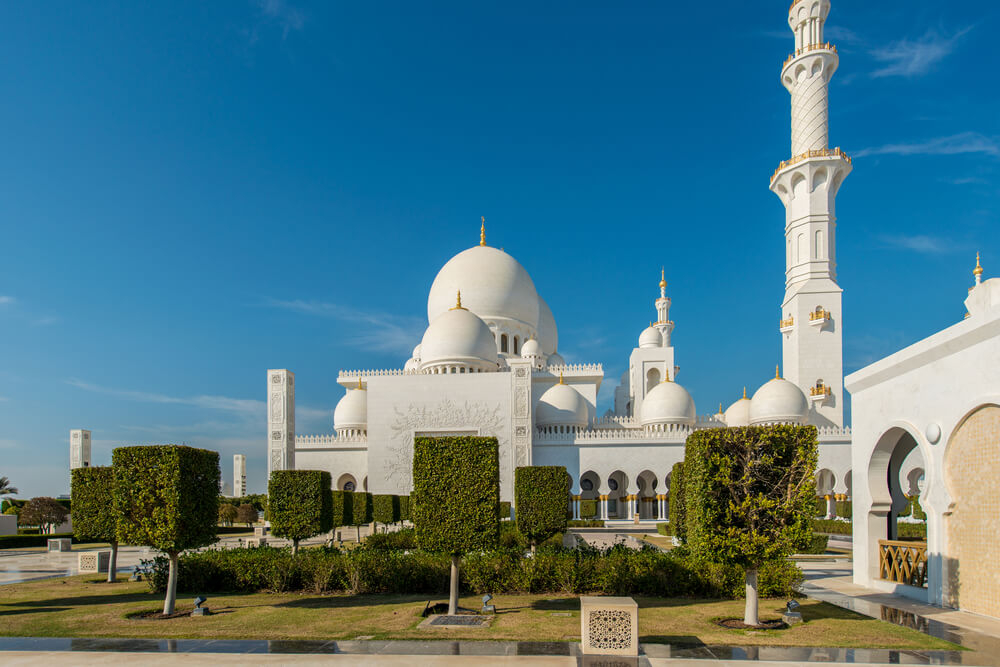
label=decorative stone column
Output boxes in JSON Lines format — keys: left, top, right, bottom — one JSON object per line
{"left": 572, "top": 495, "right": 581, "bottom": 520}
{"left": 599, "top": 495, "right": 608, "bottom": 521}
{"left": 825, "top": 494, "right": 836, "bottom": 519}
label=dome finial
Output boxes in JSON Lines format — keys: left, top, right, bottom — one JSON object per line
{"left": 558, "top": 371, "right": 565, "bottom": 385}
{"left": 480, "top": 216, "right": 486, "bottom": 247}
{"left": 357, "top": 378, "right": 363, "bottom": 390}
{"left": 974, "top": 251, "right": 984, "bottom": 285}
{"left": 659, "top": 267, "right": 667, "bottom": 289}
{"left": 775, "top": 364, "right": 781, "bottom": 379}
{"left": 450, "top": 290, "right": 466, "bottom": 310}
{"left": 742, "top": 386, "right": 747, "bottom": 400}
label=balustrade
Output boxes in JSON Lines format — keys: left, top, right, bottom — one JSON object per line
{"left": 878, "top": 539, "right": 928, "bottom": 588}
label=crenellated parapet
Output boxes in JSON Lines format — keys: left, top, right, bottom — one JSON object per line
{"left": 295, "top": 433, "right": 368, "bottom": 448}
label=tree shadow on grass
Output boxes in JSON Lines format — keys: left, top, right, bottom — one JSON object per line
{"left": 0, "top": 607, "right": 72, "bottom": 616}
{"left": 639, "top": 635, "right": 706, "bottom": 647}
{"left": 275, "top": 594, "right": 429, "bottom": 610}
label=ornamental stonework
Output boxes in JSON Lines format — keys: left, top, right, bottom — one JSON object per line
{"left": 587, "top": 609, "right": 632, "bottom": 650}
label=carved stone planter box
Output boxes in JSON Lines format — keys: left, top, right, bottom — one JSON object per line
{"left": 47, "top": 538, "right": 72, "bottom": 552}
{"left": 246, "top": 537, "right": 267, "bottom": 547}
{"left": 254, "top": 525, "right": 268, "bottom": 537}
{"left": 580, "top": 596, "right": 639, "bottom": 656}
{"left": 78, "top": 551, "right": 111, "bottom": 574}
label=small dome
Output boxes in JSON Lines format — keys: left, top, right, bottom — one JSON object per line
{"left": 537, "top": 297, "right": 559, "bottom": 356}
{"left": 547, "top": 351, "right": 566, "bottom": 367}
{"left": 536, "top": 380, "right": 589, "bottom": 428}
{"left": 334, "top": 387, "right": 367, "bottom": 431}
{"left": 749, "top": 376, "right": 808, "bottom": 425}
{"left": 411, "top": 344, "right": 422, "bottom": 361}
{"left": 640, "top": 380, "right": 696, "bottom": 427}
{"left": 639, "top": 326, "right": 662, "bottom": 349}
{"left": 404, "top": 358, "right": 420, "bottom": 372}
{"left": 419, "top": 298, "right": 498, "bottom": 371}
{"left": 427, "top": 245, "right": 540, "bottom": 329}
{"left": 724, "top": 395, "right": 752, "bottom": 427}
{"left": 521, "top": 337, "right": 543, "bottom": 358}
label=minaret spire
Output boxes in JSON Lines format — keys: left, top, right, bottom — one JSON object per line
{"left": 769, "top": 0, "right": 849, "bottom": 429}
{"left": 480, "top": 216, "right": 486, "bottom": 246}
{"left": 974, "top": 252, "right": 984, "bottom": 286}
{"left": 653, "top": 267, "right": 673, "bottom": 347}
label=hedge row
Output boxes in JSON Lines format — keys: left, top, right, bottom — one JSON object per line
{"left": 811, "top": 519, "right": 926, "bottom": 539}
{"left": 144, "top": 544, "right": 803, "bottom": 599}
{"left": 0, "top": 532, "right": 76, "bottom": 549}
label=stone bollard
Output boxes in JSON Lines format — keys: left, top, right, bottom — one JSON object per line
{"left": 580, "top": 596, "right": 639, "bottom": 656}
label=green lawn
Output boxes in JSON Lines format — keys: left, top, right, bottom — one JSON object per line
{"left": 0, "top": 575, "right": 960, "bottom": 650}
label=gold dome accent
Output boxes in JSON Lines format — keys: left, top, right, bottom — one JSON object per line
{"left": 558, "top": 371, "right": 565, "bottom": 385}
{"left": 775, "top": 364, "right": 781, "bottom": 379}
{"left": 659, "top": 267, "right": 667, "bottom": 289}
{"left": 974, "top": 251, "right": 983, "bottom": 277}
{"left": 450, "top": 290, "right": 466, "bottom": 310}
{"left": 742, "top": 386, "right": 747, "bottom": 400}
{"left": 480, "top": 216, "right": 486, "bottom": 247}
{"left": 357, "top": 379, "right": 363, "bottom": 390}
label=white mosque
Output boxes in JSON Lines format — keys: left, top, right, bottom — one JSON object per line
{"left": 266, "top": 1, "right": 885, "bottom": 522}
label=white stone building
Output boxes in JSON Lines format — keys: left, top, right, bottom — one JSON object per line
{"left": 69, "top": 429, "right": 91, "bottom": 470}
{"left": 266, "top": 0, "right": 855, "bottom": 522}
{"left": 846, "top": 257, "right": 1000, "bottom": 619}
{"left": 234, "top": 454, "right": 247, "bottom": 498}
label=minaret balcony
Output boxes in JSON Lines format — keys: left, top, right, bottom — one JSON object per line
{"left": 779, "top": 316, "right": 794, "bottom": 333}
{"left": 770, "top": 147, "right": 852, "bottom": 183}
{"left": 809, "top": 384, "right": 832, "bottom": 402}
{"left": 783, "top": 43, "right": 837, "bottom": 67}
{"left": 809, "top": 308, "right": 831, "bottom": 326}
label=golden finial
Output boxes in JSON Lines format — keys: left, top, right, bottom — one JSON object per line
{"left": 659, "top": 267, "right": 667, "bottom": 289}
{"left": 357, "top": 378, "right": 363, "bottom": 390}
{"left": 974, "top": 251, "right": 983, "bottom": 277}
{"left": 480, "top": 216, "right": 486, "bottom": 247}
{"left": 450, "top": 290, "right": 466, "bottom": 310}
{"left": 558, "top": 371, "right": 565, "bottom": 385}
{"left": 742, "top": 386, "right": 747, "bottom": 400}
{"left": 718, "top": 402, "right": 723, "bottom": 414}
{"left": 775, "top": 364, "right": 781, "bottom": 379}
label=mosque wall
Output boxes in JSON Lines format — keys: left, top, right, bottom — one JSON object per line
{"left": 365, "top": 372, "right": 515, "bottom": 499}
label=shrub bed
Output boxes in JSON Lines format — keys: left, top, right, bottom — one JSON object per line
{"left": 363, "top": 527, "right": 418, "bottom": 551}
{"left": 656, "top": 522, "right": 671, "bottom": 536}
{"left": 566, "top": 520, "right": 604, "bottom": 528}
{"left": 811, "top": 519, "right": 926, "bottom": 539}
{"left": 144, "top": 543, "right": 802, "bottom": 599}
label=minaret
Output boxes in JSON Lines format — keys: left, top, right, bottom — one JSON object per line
{"left": 769, "top": 0, "right": 851, "bottom": 429}
{"left": 654, "top": 268, "right": 674, "bottom": 346}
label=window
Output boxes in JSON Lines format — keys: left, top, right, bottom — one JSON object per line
{"left": 581, "top": 479, "right": 594, "bottom": 491}
{"left": 513, "top": 336, "right": 519, "bottom": 355}
{"left": 500, "top": 334, "right": 509, "bottom": 353}
{"left": 344, "top": 481, "right": 355, "bottom": 491}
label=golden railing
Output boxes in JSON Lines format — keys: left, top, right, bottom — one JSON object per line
{"left": 779, "top": 316, "right": 794, "bottom": 329}
{"left": 879, "top": 540, "right": 928, "bottom": 588}
{"left": 810, "top": 384, "right": 831, "bottom": 397}
{"left": 810, "top": 308, "right": 830, "bottom": 321}
{"left": 783, "top": 43, "right": 838, "bottom": 66}
{"left": 772, "top": 148, "right": 852, "bottom": 181}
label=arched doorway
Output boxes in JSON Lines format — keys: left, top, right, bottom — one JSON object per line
{"left": 579, "top": 471, "right": 600, "bottom": 520}
{"left": 337, "top": 473, "right": 357, "bottom": 491}
{"left": 636, "top": 470, "right": 658, "bottom": 520}
{"left": 816, "top": 469, "right": 837, "bottom": 518}
{"left": 608, "top": 470, "right": 629, "bottom": 520}
{"left": 865, "top": 427, "right": 928, "bottom": 588}
{"left": 646, "top": 368, "right": 661, "bottom": 394}
{"left": 945, "top": 405, "right": 1000, "bottom": 616}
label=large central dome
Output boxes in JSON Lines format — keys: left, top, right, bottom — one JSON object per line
{"left": 427, "top": 245, "right": 540, "bottom": 329}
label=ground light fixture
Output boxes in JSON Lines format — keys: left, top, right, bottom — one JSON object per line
{"left": 192, "top": 596, "right": 210, "bottom": 617}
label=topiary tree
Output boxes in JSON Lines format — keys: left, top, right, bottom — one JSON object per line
{"left": 685, "top": 425, "right": 817, "bottom": 626}
{"left": 398, "top": 495, "right": 409, "bottom": 524}
{"left": 413, "top": 436, "right": 499, "bottom": 615}
{"left": 219, "top": 504, "right": 238, "bottom": 526}
{"left": 236, "top": 503, "right": 258, "bottom": 527}
{"left": 20, "top": 497, "right": 69, "bottom": 534}
{"left": 114, "top": 445, "right": 220, "bottom": 615}
{"left": 372, "top": 494, "right": 400, "bottom": 532}
{"left": 668, "top": 462, "right": 686, "bottom": 542}
{"left": 514, "top": 466, "right": 568, "bottom": 553}
{"left": 268, "top": 470, "right": 333, "bottom": 556}
{"left": 332, "top": 490, "right": 353, "bottom": 539}
{"left": 351, "top": 491, "right": 373, "bottom": 542}
{"left": 72, "top": 467, "right": 121, "bottom": 582}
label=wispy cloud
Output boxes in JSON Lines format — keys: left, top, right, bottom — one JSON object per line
{"left": 871, "top": 27, "right": 972, "bottom": 78}
{"left": 880, "top": 234, "right": 957, "bottom": 254}
{"left": 263, "top": 298, "right": 424, "bottom": 356}
{"left": 943, "top": 176, "right": 988, "bottom": 186}
{"left": 0, "top": 296, "right": 14, "bottom": 306}
{"left": 825, "top": 26, "right": 864, "bottom": 47}
{"left": 66, "top": 379, "right": 264, "bottom": 416}
{"left": 255, "top": 0, "right": 304, "bottom": 38}
{"left": 855, "top": 132, "right": 1000, "bottom": 159}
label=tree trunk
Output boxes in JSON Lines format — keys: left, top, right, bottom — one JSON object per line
{"left": 357, "top": 525, "right": 361, "bottom": 542}
{"left": 743, "top": 567, "right": 759, "bottom": 627}
{"left": 530, "top": 542, "right": 537, "bottom": 556}
{"left": 107, "top": 541, "right": 119, "bottom": 583}
{"left": 292, "top": 538, "right": 299, "bottom": 557}
{"left": 163, "top": 552, "right": 179, "bottom": 616}
{"left": 448, "top": 554, "right": 460, "bottom": 616}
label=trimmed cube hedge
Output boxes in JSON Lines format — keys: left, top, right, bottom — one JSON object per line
{"left": 668, "top": 461, "right": 686, "bottom": 541}
{"left": 268, "top": 470, "right": 334, "bottom": 554}
{"left": 71, "top": 466, "right": 120, "bottom": 581}
{"left": 579, "top": 499, "right": 597, "bottom": 519}
{"left": 498, "top": 501, "right": 511, "bottom": 520}
{"left": 412, "top": 436, "right": 499, "bottom": 554}
{"left": 113, "top": 445, "right": 220, "bottom": 614}
{"left": 373, "top": 494, "right": 401, "bottom": 525}
{"left": 332, "top": 490, "right": 353, "bottom": 529}
{"left": 515, "top": 466, "right": 569, "bottom": 550}
{"left": 352, "top": 491, "right": 373, "bottom": 526}
{"left": 399, "top": 495, "right": 410, "bottom": 522}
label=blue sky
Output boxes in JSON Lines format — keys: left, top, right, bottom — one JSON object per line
{"left": 1, "top": 1, "right": 997, "bottom": 497}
